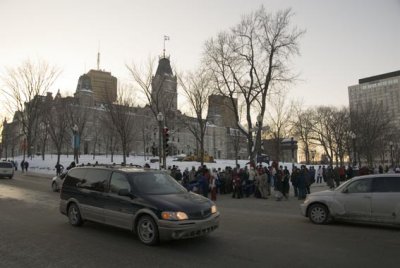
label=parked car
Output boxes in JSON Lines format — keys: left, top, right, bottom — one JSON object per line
{"left": 59, "top": 166, "right": 219, "bottom": 245}
{"left": 300, "top": 174, "right": 400, "bottom": 226}
{"left": 51, "top": 172, "right": 67, "bottom": 192}
{"left": 0, "top": 161, "right": 15, "bottom": 179}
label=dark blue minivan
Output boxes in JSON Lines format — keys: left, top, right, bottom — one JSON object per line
{"left": 59, "top": 166, "right": 219, "bottom": 245}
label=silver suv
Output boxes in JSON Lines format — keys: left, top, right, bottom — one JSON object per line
{"left": 301, "top": 174, "right": 400, "bottom": 226}
{"left": 0, "top": 161, "right": 15, "bottom": 179}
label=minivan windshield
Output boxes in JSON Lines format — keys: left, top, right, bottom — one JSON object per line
{"left": 130, "top": 172, "right": 187, "bottom": 195}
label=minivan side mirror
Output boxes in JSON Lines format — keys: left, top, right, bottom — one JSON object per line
{"left": 118, "top": 188, "right": 134, "bottom": 198}
{"left": 342, "top": 188, "right": 349, "bottom": 194}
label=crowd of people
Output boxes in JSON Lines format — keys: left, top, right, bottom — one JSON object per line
{"left": 166, "top": 162, "right": 400, "bottom": 202}
{"left": 50, "top": 159, "right": 400, "bottom": 202}
{"left": 165, "top": 162, "right": 318, "bottom": 201}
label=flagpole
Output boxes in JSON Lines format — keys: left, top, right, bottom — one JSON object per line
{"left": 163, "top": 35, "right": 170, "bottom": 58}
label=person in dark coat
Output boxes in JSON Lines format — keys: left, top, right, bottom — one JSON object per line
{"left": 24, "top": 161, "right": 29, "bottom": 172}
{"left": 55, "top": 162, "right": 64, "bottom": 176}
{"left": 274, "top": 167, "right": 284, "bottom": 201}
{"left": 20, "top": 160, "right": 25, "bottom": 173}
{"left": 291, "top": 166, "right": 299, "bottom": 197}
{"left": 232, "top": 169, "right": 242, "bottom": 199}
{"left": 297, "top": 165, "right": 308, "bottom": 200}
{"left": 282, "top": 166, "right": 290, "bottom": 200}
{"left": 67, "top": 161, "right": 76, "bottom": 170}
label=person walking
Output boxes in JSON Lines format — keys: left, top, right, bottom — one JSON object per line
{"left": 66, "top": 161, "right": 76, "bottom": 170}
{"left": 20, "top": 160, "right": 25, "bottom": 173}
{"left": 282, "top": 166, "right": 290, "bottom": 200}
{"left": 24, "top": 161, "right": 29, "bottom": 172}
{"left": 317, "top": 166, "right": 323, "bottom": 183}
{"left": 274, "top": 164, "right": 284, "bottom": 201}
{"left": 291, "top": 166, "right": 299, "bottom": 197}
{"left": 232, "top": 169, "right": 242, "bottom": 199}
{"left": 209, "top": 170, "right": 217, "bottom": 201}
{"left": 326, "top": 166, "right": 335, "bottom": 189}
{"left": 298, "top": 165, "right": 308, "bottom": 200}
{"left": 55, "top": 162, "right": 64, "bottom": 176}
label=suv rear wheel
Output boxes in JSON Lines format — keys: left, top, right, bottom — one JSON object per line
{"left": 136, "top": 215, "right": 159, "bottom": 245}
{"left": 308, "top": 203, "right": 330, "bottom": 224}
{"left": 68, "top": 203, "right": 83, "bottom": 226}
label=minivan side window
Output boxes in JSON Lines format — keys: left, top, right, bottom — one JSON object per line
{"left": 80, "top": 169, "right": 111, "bottom": 192}
{"left": 346, "top": 178, "right": 372, "bottom": 193}
{"left": 64, "top": 168, "right": 87, "bottom": 186}
{"left": 373, "top": 177, "right": 400, "bottom": 192}
{"left": 109, "top": 172, "right": 131, "bottom": 194}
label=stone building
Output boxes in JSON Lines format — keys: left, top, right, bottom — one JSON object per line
{"left": 1, "top": 55, "right": 248, "bottom": 161}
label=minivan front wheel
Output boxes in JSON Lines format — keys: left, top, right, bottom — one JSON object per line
{"left": 137, "top": 215, "right": 159, "bottom": 245}
{"left": 52, "top": 182, "right": 58, "bottom": 192}
{"left": 68, "top": 203, "right": 83, "bottom": 226}
{"left": 308, "top": 203, "right": 329, "bottom": 224}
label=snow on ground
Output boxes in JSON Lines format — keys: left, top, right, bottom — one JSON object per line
{"left": 8, "top": 154, "right": 246, "bottom": 175}
{"left": 8, "top": 154, "right": 301, "bottom": 175}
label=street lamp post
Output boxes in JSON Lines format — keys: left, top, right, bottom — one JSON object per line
{"left": 255, "top": 113, "right": 262, "bottom": 164}
{"left": 390, "top": 141, "right": 394, "bottom": 169}
{"left": 157, "top": 112, "right": 164, "bottom": 170}
{"left": 72, "top": 124, "right": 79, "bottom": 164}
{"left": 291, "top": 137, "right": 295, "bottom": 168}
{"left": 349, "top": 131, "right": 357, "bottom": 167}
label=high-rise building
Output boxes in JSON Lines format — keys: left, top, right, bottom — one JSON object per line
{"left": 348, "top": 70, "right": 400, "bottom": 128}
{"left": 75, "top": 69, "right": 117, "bottom": 105}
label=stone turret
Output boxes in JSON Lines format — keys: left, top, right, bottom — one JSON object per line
{"left": 151, "top": 56, "right": 178, "bottom": 112}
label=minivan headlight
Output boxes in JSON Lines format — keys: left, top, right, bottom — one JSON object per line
{"left": 211, "top": 205, "right": 218, "bottom": 214}
{"left": 161, "top": 211, "right": 188, "bottom": 221}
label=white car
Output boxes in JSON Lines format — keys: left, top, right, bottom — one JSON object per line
{"left": 300, "top": 174, "right": 400, "bottom": 226}
{"left": 0, "top": 161, "right": 15, "bottom": 179}
{"left": 51, "top": 172, "right": 67, "bottom": 192}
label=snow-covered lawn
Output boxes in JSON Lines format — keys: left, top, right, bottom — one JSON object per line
{"left": 8, "top": 154, "right": 254, "bottom": 175}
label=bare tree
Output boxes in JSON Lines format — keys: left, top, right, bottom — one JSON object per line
{"left": 46, "top": 98, "right": 70, "bottom": 164}
{"left": 291, "top": 105, "right": 314, "bottom": 164}
{"left": 310, "top": 107, "right": 336, "bottom": 165}
{"left": 309, "top": 106, "right": 350, "bottom": 166}
{"left": 1, "top": 59, "right": 60, "bottom": 159}
{"left": 265, "top": 89, "right": 294, "bottom": 161}
{"left": 104, "top": 84, "right": 136, "bottom": 164}
{"left": 178, "top": 68, "right": 214, "bottom": 166}
{"left": 204, "top": 7, "right": 304, "bottom": 162}
{"left": 351, "top": 101, "right": 393, "bottom": 167}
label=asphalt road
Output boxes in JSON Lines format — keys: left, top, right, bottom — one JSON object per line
{"left": 1, "top": 172, "right": 400, "bottom": 268}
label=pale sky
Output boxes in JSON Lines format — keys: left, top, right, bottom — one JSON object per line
{"left": 1, "top": 0, "right": 399, "bottom": 118}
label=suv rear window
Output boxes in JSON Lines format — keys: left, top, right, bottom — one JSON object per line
{"left": 373, "top": 177, "right": 400, "bottom": 192}
{"left": 0, "top": 162, "right": 13, "bottom": 168}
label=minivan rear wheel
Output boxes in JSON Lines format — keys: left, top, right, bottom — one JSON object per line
{"left": 136, "top": 215, "right": 159, "bottom": 245}
{"left": 308, "top": 203, "right": 329, "bottom": 224}
{"left": 68, "top": 203, "right": 83, "bottom": 226}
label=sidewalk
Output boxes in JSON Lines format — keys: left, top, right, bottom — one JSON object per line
{"left": 16, "top": 170, "right": 54, "bottom": 180}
